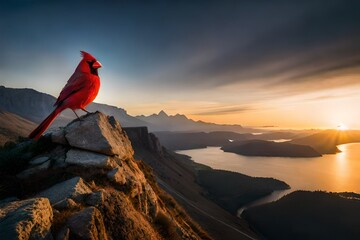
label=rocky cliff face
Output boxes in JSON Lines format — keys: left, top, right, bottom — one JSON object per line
{"left": 124, "top": 127, "right": 163, "bottom": 155}
{"left": 0, "top": 112, "right": 208, "bottom": 240}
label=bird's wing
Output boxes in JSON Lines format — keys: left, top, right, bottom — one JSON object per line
{"left": 54, "top": 72, "right": 88, "bottom": 107}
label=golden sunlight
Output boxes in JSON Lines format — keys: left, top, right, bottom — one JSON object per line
{"left": 337, "top": 123, "right": 348, "bottom": 131}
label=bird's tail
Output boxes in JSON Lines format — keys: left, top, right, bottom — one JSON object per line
{"left": 28, "top": 107, "right": 62, "bottom": 140}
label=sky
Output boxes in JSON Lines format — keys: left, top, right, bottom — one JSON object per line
{"left": 1, "top": 0, "right": 360, "bottom": 129}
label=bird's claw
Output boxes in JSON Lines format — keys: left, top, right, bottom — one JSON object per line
{"left": 81, "top": 108, "right": 90, "bottom": 114}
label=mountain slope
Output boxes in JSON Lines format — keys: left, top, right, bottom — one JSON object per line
{"left": 124, "top": 127, "right": 260, "bottom": 239}
{"left": 291, "top": 129, "right": 360, "bottom": 154}
{"left": 0, "top": 110, "right": 37, "bottom": 145}
{"left": 0, "top": 86, "right": 57, "bottom": 124}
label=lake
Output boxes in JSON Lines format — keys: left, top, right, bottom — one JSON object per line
{"left": 177, "top": 143, "right": 360, "bottom": 193}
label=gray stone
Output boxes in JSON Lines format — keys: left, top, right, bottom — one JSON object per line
{"left": 29, "top": 156, "right": 50, "bottom": 165}
{"left": 64, "top": 112, "right": 134, "bottom": 158}
{"left": 53, "top": 198, "right": 78, "bottom": 210}
{"left": 51, "top": 128, "right": 67, "bottom": 145}
{"left": 85, "top": 190, "right": 105, "bottom": 207}
{"left": 37, "top": 177, "right": 92, "bottom": 204}
{"left": 16, "top": 160, "right": 51, "bottom": 179}
{"left": 0, "top": 198, "right": 53, "bottom": 240}
{"left": 66, "top": 207, "right": 109, "bottom": 240}
{"left": 66, "top": 149, "right": 116, "bottom": 168}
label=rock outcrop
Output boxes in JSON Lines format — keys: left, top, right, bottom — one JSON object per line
{"left": 37, "top": 177, "right": 92, "bottom": 204}
{"left": 0, "top": 198, "right": 53, "bottom": 240}
{"left": 0, "top": 112, "right": 207, "bottom": 240}
{"left": 124, "top": 127, "right": 163, "bottom": 155}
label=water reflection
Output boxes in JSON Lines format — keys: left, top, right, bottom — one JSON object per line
{"left": 177, "top": 143, "right": 360, "bottom": 193}
{"left": 334, "top": 144, "right": 349, "bottom": 190}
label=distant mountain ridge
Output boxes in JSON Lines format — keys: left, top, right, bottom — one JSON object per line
{"left": 221, "top": 140, "right": 322, "bottom": 157}
{"left": 137, "top": 110, "right": 245, "bottom": 132}
{"left": 0, "top": 86, "right": 248, "bottom": 133}
{"left": 0, "top": 86, "right": 148, "bottom": 129}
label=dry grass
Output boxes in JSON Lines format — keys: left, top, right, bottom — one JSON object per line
{"left": 155, "top": 210, "right": 181, "bottom": 240}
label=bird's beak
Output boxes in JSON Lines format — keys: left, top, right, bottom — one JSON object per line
{"left": 92, "top": 61, "right": 102, "bottom": 69}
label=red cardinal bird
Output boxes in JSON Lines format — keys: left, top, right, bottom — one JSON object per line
{"left": 29, "top": 51, "right": 102, "bottom": 140}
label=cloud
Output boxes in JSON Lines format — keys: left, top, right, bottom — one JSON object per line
{"left": 186, "top": 1, "right": 360, "bottom": 93}
{"left": 1, "top": 0, "right": 360, "bottom": 109}
{"left": 304, "top": 92, "right": 357, "bottom": 102}
{"left": 192, "top": 106, "right": 255, "bottom": 115}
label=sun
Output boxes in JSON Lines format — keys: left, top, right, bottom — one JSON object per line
{"left": 337, "top": 123, "right": 348, "bottom": 131}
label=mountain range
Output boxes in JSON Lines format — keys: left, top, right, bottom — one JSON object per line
{"left": 137, "top": 110, "right": 246, "bottom": 132}
{"left": 0, "top": 86, "right": 247, "bottom": 134}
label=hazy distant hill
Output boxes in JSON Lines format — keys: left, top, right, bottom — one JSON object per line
{"left": 137, "top": 110, "right": 247, "bottom": 132}
{"left": 0, "top": 110, "right": 36, "bottom": 145}
{"left": 222, "top": 140, "right": 322, "bottom": 157}
{"left": 1, "top": 86, "right": 252, "bottom": 133}
{"left": 291, "top": 129, "right": 360, "bottom": 154}
{"left": 0, "top": 86, "right": 56, "bottom": 124}
{"left": 154, "top": 131, "right": 253, "bottom": 150}
{"left": 154, "top": 131, "right": 305, "bottom": 150}
{"left": 0, "top": 86, "right": 148, "bottom": 129}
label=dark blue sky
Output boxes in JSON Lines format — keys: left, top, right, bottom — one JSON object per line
{"left": 1, "top": 0, "right": 360, "bottom": 128}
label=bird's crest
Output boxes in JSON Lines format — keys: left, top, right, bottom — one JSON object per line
{"left": 80, "top": 51, "right": 96, "bottom": 61}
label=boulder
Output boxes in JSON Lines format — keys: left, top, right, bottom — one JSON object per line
{"left": 66, "top": 149, "right": 116, "bottom": 168}
{"left": 0, "top": 198, "right": 53, "bottom": 240}
{"left": 66, "top": 207, "right": 108, "bottom": 240}
{"left": 64, "top": 112, "right": 134, "bottom": 158}
{"left": 37, "top": 177, "right": 92, "bottom": 204}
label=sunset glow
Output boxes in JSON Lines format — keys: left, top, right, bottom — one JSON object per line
{"left": 1, "top": 2, "right": 360, "bottom": 239}
{"left": 1, "top": 1, "right": 359, "bottom": 130}
{"left": 337, "top": 124, "right": 348, "bottom": 131}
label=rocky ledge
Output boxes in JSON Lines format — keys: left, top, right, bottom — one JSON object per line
{"left": 0, "top": 112, "right": 208, "bottom": 240}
